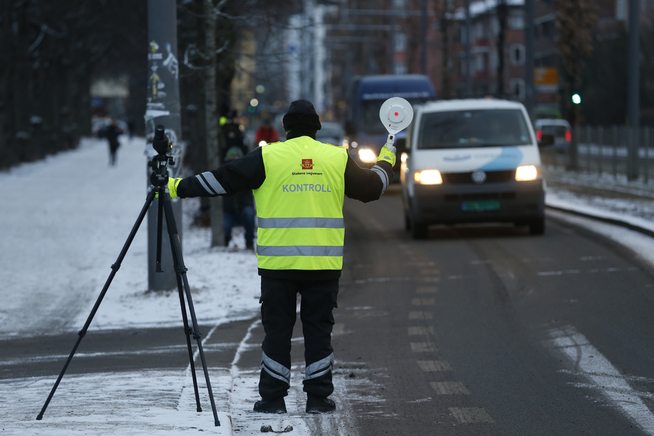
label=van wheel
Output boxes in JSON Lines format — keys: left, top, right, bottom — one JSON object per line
{"left": 529, "top": 218, "right": 545, "bottom": 235}
{"left": 412, "top": 221, "right": 429, "bottom": 240}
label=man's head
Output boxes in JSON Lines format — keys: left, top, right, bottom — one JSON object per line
{"left": 282, "top": 99, "right": 322, "bottom": 134}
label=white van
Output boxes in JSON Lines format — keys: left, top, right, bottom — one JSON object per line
{"left": 400, "top": 99, "right": 547, "bottom": 239}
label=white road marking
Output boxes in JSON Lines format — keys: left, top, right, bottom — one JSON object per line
{"left": 431, "top": 382, "right": 469, "bottom": 395}
{"left": 538, "top": 267, "right": 638, "bottom": 276}
{"left": 547, "top": 325, "right": 654, "bottom": 435}
{"left": 410, "top": 342, "right": 438, "bottom": 353}
{"left": 408, "top": 326, "right": 434, "bottom": 336}
{"left": 449, "top": 407, "right": 494, "bottom": 423}
{"left": 417, "top": 360, "right": 452, "bottom": 372}
{"left": 408, "top": 311, "right": 433, "bottom": 320}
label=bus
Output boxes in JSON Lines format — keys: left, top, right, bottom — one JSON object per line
{"left": 344, "top": 74, "right": 436, "bottom": 178}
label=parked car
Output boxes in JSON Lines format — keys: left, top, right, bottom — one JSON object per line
{"left": 534, "top": 118, "right": 571, "bottom": 153}
{"left": 401, "top": 98, "right": 548, "bottom": 239}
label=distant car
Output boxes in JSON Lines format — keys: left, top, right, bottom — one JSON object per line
{"left": 401, "top": 98, "right": 546, "bottom": 238}
{"left": 534, "top": 118, "right": 571, "bottom": 152}
{"left": 316, "top": 122, "right": 346, "bottom": 147}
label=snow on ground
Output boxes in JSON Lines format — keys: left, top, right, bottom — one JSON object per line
{"left": 2, "top": 138, "right": 654, "bottom": 435}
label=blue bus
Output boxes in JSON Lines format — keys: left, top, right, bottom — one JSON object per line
{"left": 344, "top": 74, "right": 436, "bottom": 177}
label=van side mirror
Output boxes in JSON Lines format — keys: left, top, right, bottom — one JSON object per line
{"left": 538, "top": 133, "right": 555, "bottom": 148}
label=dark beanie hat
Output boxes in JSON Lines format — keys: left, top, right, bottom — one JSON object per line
{"left": 282, "top": 99, "right": 322, "bottom": 132}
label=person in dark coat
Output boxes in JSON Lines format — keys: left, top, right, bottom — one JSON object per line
{"left": 222, "top": 146, "right": 255, "bottom": 249}
{"left": 105, "top": 119, "right": 123, "bottom": 166}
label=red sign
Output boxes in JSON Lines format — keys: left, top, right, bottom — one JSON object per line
{"left": 302, "top": 159, "right": 313, "bottom": 170}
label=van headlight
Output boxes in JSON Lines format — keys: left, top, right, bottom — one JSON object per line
{"left": 515, "top": 165, "right": 538, "bottom": 181}
{"left": 358, "top": 148, "right": 377, "bottom": 163}
{"left": 414, "top": 170, "right": 443, "bottom": 185}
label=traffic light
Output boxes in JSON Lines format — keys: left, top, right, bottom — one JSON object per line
{"left": 572, "top": 93, "right": 581, "bottom": 105}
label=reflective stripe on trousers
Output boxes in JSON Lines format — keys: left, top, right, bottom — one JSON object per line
{"left": 261, "top": 351, "right": 291, "bottom": 385}
{"left": 305, "top": 352, "right": 334, "bottom": 381}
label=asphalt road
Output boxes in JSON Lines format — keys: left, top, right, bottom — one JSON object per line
{"left": 3, "top": 190, "right": 654, "bottom": 435}
{"left": 330, "top": 190, "right": 654, "bottom": 435}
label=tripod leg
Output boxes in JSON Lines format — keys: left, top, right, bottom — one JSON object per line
{"left": 162, "top": 193, "right": 221, "bottom": 427}
{"left": 174, "top": 270, "right": 203, "bottom": 412}
{"left": 37, "top": 189, "right": 158, "bottom": 420}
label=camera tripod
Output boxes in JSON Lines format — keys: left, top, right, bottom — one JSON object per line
{"left": 36, "top": 126, "right": 220, "bottom": 427}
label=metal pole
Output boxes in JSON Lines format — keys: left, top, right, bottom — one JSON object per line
{"left": 627, "top": 0, "right": 640, "bottom": 181}
{"left": 598, "top": 126, "right": 603, "bottom": 175}
{"left": 586, "top": 125, "right": 591, "bottom": 172}
{"left": 524, "top": 0, "right": 535, "bottom": 118}
{"left": 464, "top": 0, "right": 472, "bottom": 97}
{"left": 645, "top": 126, "right": 649, "bottom": 184}
{"left": 613, "top": 125, "right": 618, "bottom": 180}
{"left": 146, "top": 0, "right": 183, "bottom": 291}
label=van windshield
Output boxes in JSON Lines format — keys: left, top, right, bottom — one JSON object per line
{"left": 417, "top": 109, "right": 532, "bottom": 149}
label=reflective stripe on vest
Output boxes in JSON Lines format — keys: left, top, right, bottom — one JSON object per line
{"left": 258, "top": 217, "right": 344, "bottom": 229}
{"left": 253, "top": 137, "right": 348, "bottom": 271}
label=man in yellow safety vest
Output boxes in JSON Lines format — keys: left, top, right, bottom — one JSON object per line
{"left": 167, "top": 99, "right": 396, "bottom": 414}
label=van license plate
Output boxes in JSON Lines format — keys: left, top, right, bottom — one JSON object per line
{"left": 462, "top": 200, "right": 500, "bottom": 211}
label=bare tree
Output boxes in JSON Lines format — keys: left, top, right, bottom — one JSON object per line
{"left": 496, "top": 0, "right": 508, "bottom": 97}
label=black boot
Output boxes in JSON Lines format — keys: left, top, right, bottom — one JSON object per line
{"left": 306, "top": 394, "right": 336, "bottom": 413}
{"left": 253, "top": 397, "right": 287, "bottom": 414}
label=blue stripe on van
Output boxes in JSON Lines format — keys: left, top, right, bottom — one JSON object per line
{"left": 478, "top": 147, "right": 524, "bottom": 171}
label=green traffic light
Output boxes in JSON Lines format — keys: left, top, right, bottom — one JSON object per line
{"left": 572, "top": 93, "right": 581, "bottom": 105}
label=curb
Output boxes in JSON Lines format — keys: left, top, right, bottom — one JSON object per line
{"left": 546, "top": 204, "right": 654, "bottom": 239}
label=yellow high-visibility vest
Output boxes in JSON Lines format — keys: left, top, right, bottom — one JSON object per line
{"left": 254, "top": 137, "right": 348, "bottom": 270}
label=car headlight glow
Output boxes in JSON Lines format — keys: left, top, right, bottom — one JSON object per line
{"left": 258, "top": 140, "right": 267, "bottom": 147}
{"left": 515, "top": 165, "right": 538, "bottom": 181}
{"left": 414, "top": 170, "right": 442, "bottom": 185}
{"left": 358, "top": 148, "right": 377, "bottom": 163}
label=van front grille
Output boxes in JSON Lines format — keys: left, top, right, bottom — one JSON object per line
{"left": 442, "top": 170, "right": 515, "bottom": 184}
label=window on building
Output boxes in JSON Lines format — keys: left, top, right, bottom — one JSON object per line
{"left": 393, "top": 0, "right": 406, "bottom": 10}
{"left": 476, "top": 53, "right": 485, "bottom": 73}
{"left": 616, "top": 0, "right": 627, "bottom": 20}
{"left": 491, "top": 17, "right": 499, "bottom": 36}
{"left": 509, "top": 13, "right": 524, "bottom": 29}
{"left": 475, "top": 22, "right": 484, "bottom": 39}
{"left": 394, "top": 63, "right": 408, "bottom": 75}
{"left": 510, "top": 78, "right": 525, "bottom": 100}
{"left": 510, "top": 44, "right": 525, "bottom": 65}
{"left": 395, "top": 33, "right": 407, "bottom": 52}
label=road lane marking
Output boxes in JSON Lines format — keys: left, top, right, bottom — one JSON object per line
{"left": 547, "top": 325, "right": 654, "bottom": 435}
{"left": 450, "top": 407, "right": 494, "bottom": 423}
{"left": 416, "top": 286, "right": 438, "bottom": 294}
{"left": 408, "top": 326, "right": 434, "bottom": 335}
{"left": 412, "top": 298, "right": 435, "bottom": 306}
{"left": 408, "top": 311, "right": 433, "bottom": 320}
{"left": 418, "top": 360, "right": 452, "bottom": 372}
{"left": 431, "top": 382, "right": 469, "bottom": 395}
{"left": 419, "top": 277, "right": 440, "bottom": 283}
{"left": 410, "top": 342, "right": 438, "bottom": 352}
{"left": 538, "top": 267, "right": 638, "bottom": 276}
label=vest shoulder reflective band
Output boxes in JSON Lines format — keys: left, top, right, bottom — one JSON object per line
{"left": 254, "top": 137, "right": 348, "bottom": 270}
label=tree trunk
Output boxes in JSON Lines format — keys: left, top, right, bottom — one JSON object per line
{"left": 203, "top": 0, "right": 224, "bottom": 247}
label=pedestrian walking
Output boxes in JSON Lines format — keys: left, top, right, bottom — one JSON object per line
{"left": 164, "top": 99, "right": 396, "bottom": 414}
{"left": 104, "top": 119, "right": 123, "bottom": 166}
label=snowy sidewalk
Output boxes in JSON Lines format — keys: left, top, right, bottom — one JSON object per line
{"left": 0, "top": 137, "right": 261, "bottom": 435}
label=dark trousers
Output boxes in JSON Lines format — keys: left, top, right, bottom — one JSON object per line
{"left": 223, "top": 206, "right": 255, "bottom": 246}
{"left": 258, "top": 276, "right": 338, "bottom": 400}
